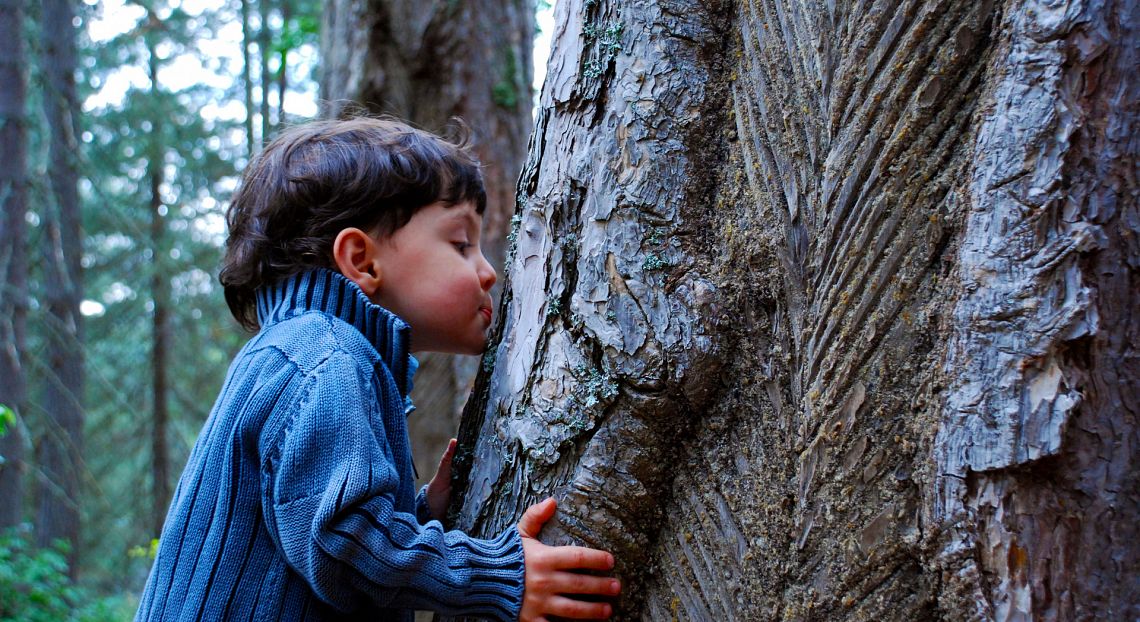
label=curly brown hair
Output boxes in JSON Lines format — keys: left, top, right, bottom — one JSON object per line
{"left": 219, "top": 116, "right": 486, "bottom": 331}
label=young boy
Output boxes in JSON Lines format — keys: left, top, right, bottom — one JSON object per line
{"left": 135, "top": 118, "right": 621, "bottom": 621}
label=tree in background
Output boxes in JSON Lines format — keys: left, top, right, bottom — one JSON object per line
{"left": 0, "top": 0, "right": 29, "bottom": 531}
{"left": 452, "top": 0, "right": 1139, "bottom": 618}
{"left": 36, "top": 0, "right": 85, "bottom": 574}
{"left": 321, "top": 0, "right": 535, "bottom": 483}
{"left": 240, "top": 0, "right": 255, "bottom": 154}
{"left": 0, "top": 0, "right": 324, "bottom": 602}
{"left": 143, "top": 6, "right": 173, "bottom": 539}
{"left": 257, "top": 0, "right": 271, "bottom": 141}
{"left": 79, "top": 0, "right": 248, "bottom": 587}
{"left": 240, "top": 0, "right": 319, "bottom": 155}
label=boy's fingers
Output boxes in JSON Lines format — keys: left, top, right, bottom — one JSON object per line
{"left": 546, "top": 595, "right": 613, "bottom": 620}
{"left": 548, "top": 545, "right": 615, "bottom": 571}
{"left": 551, "top": 571, "right": 621, "bottom": 596}
{"left": 437, "top": 439, "right": 457, "bottom": 473}
{"left": 518, "top": 498, "right": 557, "bottom": 538}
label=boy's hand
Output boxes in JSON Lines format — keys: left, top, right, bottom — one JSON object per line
{"left": 517, "top": 498, "right": 621, "bottom": 621}
{"left": 426, "top": 439, "right": 457, "bottom": 521}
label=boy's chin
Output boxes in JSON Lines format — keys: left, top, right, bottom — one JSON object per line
{"left": 413, "top": 338, "right": 489, "bottom": 357}
{"left": 457, "top": 340, "right": 490, "bottom": 356}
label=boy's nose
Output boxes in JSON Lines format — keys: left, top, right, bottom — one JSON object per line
{"left": 478, "top": 254, "right": 497, "bottom": 291}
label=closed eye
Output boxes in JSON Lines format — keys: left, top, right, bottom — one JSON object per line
{"left": 452, "top": 241, "right": 472, "bottom": 255}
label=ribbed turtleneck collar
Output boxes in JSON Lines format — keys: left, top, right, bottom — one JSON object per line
{"left": 254, "top": 268, "right": 415, "bottom": 397}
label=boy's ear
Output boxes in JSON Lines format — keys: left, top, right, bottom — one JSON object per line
{"left": 332, "top": 228, "right": 383, "bottom": 297}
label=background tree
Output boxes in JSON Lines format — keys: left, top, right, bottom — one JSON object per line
{"left": 0, "top": 0, "right": 323, "bottom": 608}
{"left": 63, "top": 0, "right": 312, "bottom": 591}
{"left": 142, "top": 9, "right": 172, "bottom": 538}
{"left": 36, "top": 0, "right": 85, "bottom": 573}
{"left": 452, "top": 0, "right": 1139, "bottom": 619}
{"left": 240, "top": 0, "right": 255, "bottom": 155}
{"left": 237, "top": 0, "right": 317, "bottom": 153}
{"left": 258, "top": 0, "right": 271, "bottom": 139}
{"left": 321, "top": 0, "right": 535, "bottom": 482}
{"left": 0, "top": 0, "right": 28, "bottom": 531}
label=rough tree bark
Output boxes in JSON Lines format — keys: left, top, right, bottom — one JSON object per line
{"left": 452, "top": 0, "right": 1138, "bottom": 619}
{"left": 36, "top": 0, "right": 84, "bottom": 570}
{"left": 0, "top": 0, "right": 28, "bottom": 530}
{"left": 321, "top": 0, "right": 534, "bottom": 482}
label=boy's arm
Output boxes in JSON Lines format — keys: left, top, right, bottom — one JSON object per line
{"left": 261, "top": 352, "right": 524, "bottom": 620}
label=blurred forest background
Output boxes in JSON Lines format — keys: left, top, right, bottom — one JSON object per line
{"left": 0, "top": 0, "right": 543, "bottom": 617}
{"left": 4, "top": 0, "right": 1137, "bottom": 618}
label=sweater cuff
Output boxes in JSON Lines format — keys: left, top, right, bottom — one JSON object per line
{"left": 458, "top": 527, "right": 526, "bottom": 622}
{"left": 415, "top": 485, "right": 432, "bottom": 524}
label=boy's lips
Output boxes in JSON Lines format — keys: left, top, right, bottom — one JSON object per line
{"left": 480, "top": 306, "right": 493, "bottom": 324}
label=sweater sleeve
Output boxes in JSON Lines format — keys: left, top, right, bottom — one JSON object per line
{"left": 261, "top": 352, "right": 524, "bottom": 620}
{"left": 415, "top": 485, "right": 434, "bottom": 525}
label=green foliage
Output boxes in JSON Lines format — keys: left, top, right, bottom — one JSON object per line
{"left": 492, "top": 82, "right": 518, "bottom": 109}
{"left": 0, "top": 405, "right": 14, "bottom": 438}
{"left": 492, "top": 47, "right": 520, "bottom": 109}
{"left": 0, "top": 528, "right": 136, "bottom": 622}
{"left": 274, "top": 14, "right": 320, "bottom": 55}
{"left": 126, "top": 539, "right": 158, "bottom": 562}
{"left": 0, "top": 404, "right": 12, "bottom": 466}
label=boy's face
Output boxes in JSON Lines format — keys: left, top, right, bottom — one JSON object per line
{"left": 370, "top": 200, "right": 497, "bottom": 355}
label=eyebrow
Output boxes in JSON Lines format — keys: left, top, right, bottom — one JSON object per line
{"left": 446, "top": 206, "right": 481, "bottom": 229}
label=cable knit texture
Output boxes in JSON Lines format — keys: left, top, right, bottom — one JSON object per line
{"left": 135, "top": 268, "right": 524, "bottom": 622}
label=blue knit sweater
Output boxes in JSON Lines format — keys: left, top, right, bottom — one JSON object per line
{"left": 135, "top": 268, "right": 525, "bottom": 621}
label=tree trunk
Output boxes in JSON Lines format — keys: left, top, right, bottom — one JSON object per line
{"left": 277, "top": 0, "right": 290, "bottom": 124}
{"left": 147, "top": 34, "right": 171, "bottom": 538}
{"left": 241, "top": 0, "right": 256, "bottom": 156}
{"left": 321, "top": 0, "right": 534, "bottom": 484}
{"left": 0, "top": 0, "right": 28, "bottom": 530}
{"left": 452, "top": 0, "right": 1139, "bottom": 619}
{"left": 36, "top": 0, "right": 84, "bottom": 571}
{"left": 259, "top": 0, "right": 272, "bottom": 139}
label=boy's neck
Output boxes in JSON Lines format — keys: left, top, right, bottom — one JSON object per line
{"left": 255, "top": 267, "right": 414, "bottom": 397}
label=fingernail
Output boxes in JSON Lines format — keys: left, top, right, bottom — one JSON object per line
{"left": 603, "top": 604, "right": 613, "bottom": 618}
{"left": 611, "top": 579, "right": 621, "bottom": 594}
